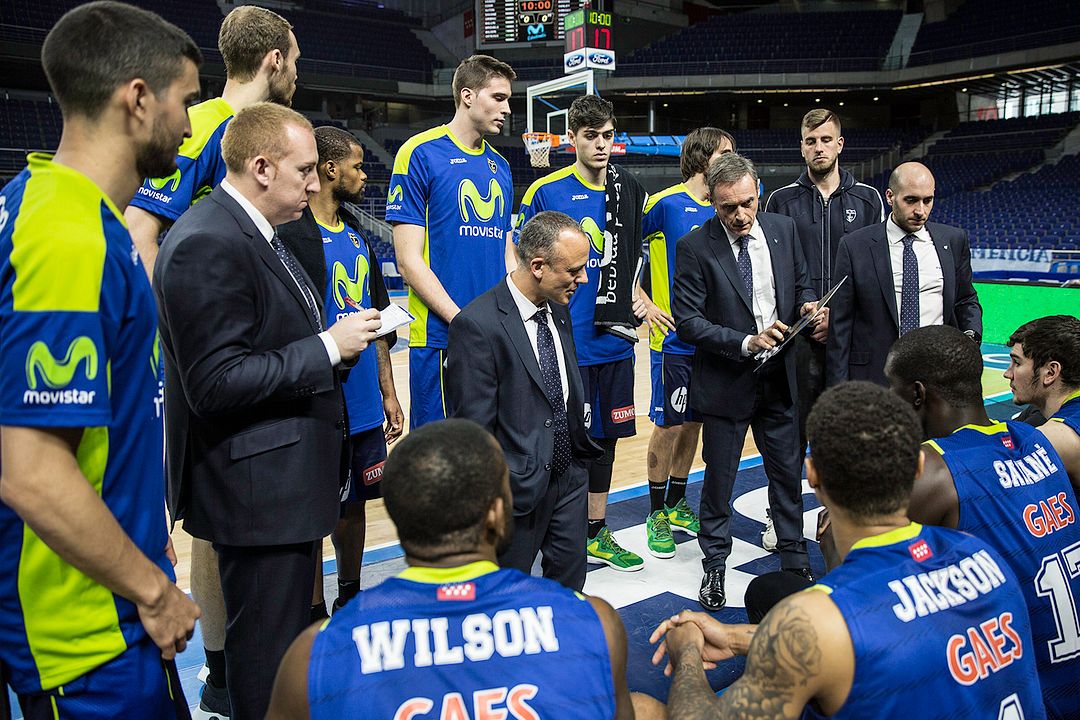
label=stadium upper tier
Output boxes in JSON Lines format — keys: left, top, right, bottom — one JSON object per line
{"left": 0, "top": 0, "right": 439, "bottom": 82}
{"left": 614, "top": 9, "right": 903, "bottom": 76}
{"left": 908, "top": 0, "right": 1080, "bottom": 66}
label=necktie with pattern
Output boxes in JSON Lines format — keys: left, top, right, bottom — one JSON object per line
{"left": 271, "top": 232, "right": 323, "bottom": 332}
{"left": 899, "top": 234, "right": 920, "bottom": 336}
{"left": 534, "top": 307, "right": 571, "bottom": 477}
{"left": 736, "top": 235, "right": 753, "bottom": 301}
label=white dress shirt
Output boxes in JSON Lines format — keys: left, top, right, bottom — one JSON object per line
{"left": 886, "top": 216, "right": 944, "bottom": 331}
{"left": 220, "top": 180, "right": 341, "bottom": 366}
{"left": 506, "top": 275, "right": 570, "bottom": 404}
{"left": 721, "top": 220, "right": 777, "bottom": 356}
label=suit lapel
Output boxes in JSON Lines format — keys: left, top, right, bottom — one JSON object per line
{"left": 870, "top": 228, "right": 899, "bottom": 330}
{"left": 929, "top": 224, "right": 956, "bottom": 319}
{"left": 706, "top": 217, "right": 753, "bottom": 312}
{"left": 494, "top": 281, "right": 547, "bottom": 396}
{"left": 210, "top": 191, "right": 321, "bottom": 330}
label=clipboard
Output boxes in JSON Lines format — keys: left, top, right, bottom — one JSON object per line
{"left": 752, "top": 275, "right": 847, "bottom": 371}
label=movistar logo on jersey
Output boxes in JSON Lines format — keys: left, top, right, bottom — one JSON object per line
{"left": 333, "top": 255, "right": 370, "bottom": 311}
{"left": 458, "top": 178, "right": 504, "bottom": 224}
{"left": 580, "top": 217, "right": 614, "bottom": 269}
{"left": 149, "top": 168, "right": 181, "bottom": 192}
{"left": 387, "top": 185, "right": 403, "bottom": 211}
{"left": 23, "top": 337, "right": 99, "bottom": 406}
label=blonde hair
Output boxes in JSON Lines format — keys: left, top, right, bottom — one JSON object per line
{"left": 218, "top": 6, "right": 292, "bottom": 82}
{"left": 221, "top": 102, "right": 312, "bottom": 173}
{"left": 801, "top": 108, "right": 841, "bottom": 136}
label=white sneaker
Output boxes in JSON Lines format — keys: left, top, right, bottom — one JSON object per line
{"left": 761, "top": 510, "right": 778, "bottom": 553}
{"left": 197, "top": 663, "right": 209, "bottom": 683}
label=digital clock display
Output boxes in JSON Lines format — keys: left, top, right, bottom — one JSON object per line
{"left": 564, "top": 9, "right": 613, "bottom": 51}
{"left": 478, "top": 0, "right": 588, "bottom": 46}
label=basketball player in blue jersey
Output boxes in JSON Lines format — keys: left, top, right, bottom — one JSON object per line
{"left": 884, "top": 324, "right": 1080, "bottom": 719}
{"left": 0, "top": 5, "right": 202, "bottom": 718}
{"left": 124, "top": 9, "right": 301, "bottom": 717}
{"left": 126, "top": 5, "right": 300, "bottom": 277}
{"left": 387, "top": 55, "right": 516, "bottom": 430}
{"left": 1006, "top": 315, "right": 1080, "bottom": 436}
{"left": 640, "top": 128, "right": 735, "bottom": 560}
{"left": 645, "top": 382, "right": 1045, "bottom": 720}
{"left": 265, "top": 419, "right": 635, "bottom": 720}
{"left": 517, "top": 95, "right": 649, "bottom": 572}
{"left": 301, "top": 126, "right": 403, "bottom": 619}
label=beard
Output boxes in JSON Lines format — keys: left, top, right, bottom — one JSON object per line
{"left": 267, "top": 71, "right": 296, "bottom": 107}
{"left": 136, "top": 116, "right": 182, "bottom": 180}
{"left": 808, "top": 155, "right": 837, "bottom": 179}
{"left": 332, "top": 182, "right": 365, "bottom": 206}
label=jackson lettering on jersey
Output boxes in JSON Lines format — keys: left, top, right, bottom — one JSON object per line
{"left": 889, "top": 548, "right": 1007, "bottom": 622}
{"left": 354, "top": 606, "right": 558, "bottom": 674}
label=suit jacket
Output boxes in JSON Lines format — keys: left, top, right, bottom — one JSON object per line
{"left": 826, "top": 220, "right": 982, "bottom": 386}
{"left": 154, "top": 187, "right": 348, "bottom": 546}
{"left": 672, "top": 212, "right": 815, "bottom": 418}
{"left": 445, "top": 279, "right": 601, "bottom": 516}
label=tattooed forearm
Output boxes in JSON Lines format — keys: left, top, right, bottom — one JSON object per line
{"left": 716, "top": 601, "right": 823, "bottom": 719}
{"left": 669, "top": 646, "right": 723, "bottom": 720}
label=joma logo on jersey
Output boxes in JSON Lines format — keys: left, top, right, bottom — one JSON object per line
{"left": 459, "top": 178, "right": 504, "bottom": 224}
{"left": 23, "top": 337, "right": 99, "bottom": 406}
{"left": 148, "top": 168, "right": 181, "bottom": 192}
{"left": 333, "top": 255, "right": 370, "bottom": 311}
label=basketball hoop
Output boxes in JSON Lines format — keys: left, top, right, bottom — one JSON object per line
{"left": 523, "top": 132, "right": 560, "bottom": 168}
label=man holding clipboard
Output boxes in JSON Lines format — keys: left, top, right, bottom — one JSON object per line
{"left": 672, "top": 153, "right": 824, "bottom": 611}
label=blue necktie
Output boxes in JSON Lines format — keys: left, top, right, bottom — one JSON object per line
{"left": 534, "top": 308, "right": 570, "bottom": 476}
{"left": 736, "top": 235, "right": 753, "bottom": 301}
{"left": 899, "top": 234, "right": 920, "bottom": 336}
{"left": 271, "top": 232, "right": 323, "bottom": 332}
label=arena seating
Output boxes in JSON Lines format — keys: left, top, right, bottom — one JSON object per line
{"left": 908, "top": 0, "right": 1080, "bottom": 66}
{"left": 615, "top": 9, "right": 903, "bottom": 76}
{"left": 934, "top": 153, "right": 1080, "bottom": 251}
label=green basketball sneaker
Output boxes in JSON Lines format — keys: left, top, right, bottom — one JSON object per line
{"left": 586, "top": 526, "right": 644, "bottom": 572}
{"left": 646, "top": 509, "right": 676, "bottom": 558}
{"left": 666, "top": 497, "right": 700, "bottom": 536}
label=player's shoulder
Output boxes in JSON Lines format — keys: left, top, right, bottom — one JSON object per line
{"left": 4, "top": 155, "right": 121, "bottom": 306}
{"left": 520, "top": 164, "right": 579, "bottom": 205}
{"left": 482, "top": 142, "right": 512, "bottom": 169}
{"left": 644, "top": 183, "right": 688, "bottom": 213}
{"left": 176, "top": 97, "right": 234, "bottom": 160}
{"left": 765, "top": 180, "right": 805, "bottom": 210}
{"left": 392, "top": 126, "right": 451, "bottom": 174}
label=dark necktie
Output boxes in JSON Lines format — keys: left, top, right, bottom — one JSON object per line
{"left": 736, "top": 235, "right": 753, "bottom": 301}
{"left": 271, "top": 232, "right": 323, "bottom": 332}
{"left": 899, "top": 234, "right": 920, "bottom": 336}
{"left": 534, "top": 308, "right": 570, "bottom": 476}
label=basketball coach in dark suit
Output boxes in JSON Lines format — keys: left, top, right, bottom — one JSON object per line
{"left": 154, "top": 104, "right": 380, "bottom": 720}
{"left": 672, "top": 153, "right": 820, "bottom": 611}
{"left": 446, "top": 211, "right": 601, "bottom": 591}
{"left": 827, "top": 161, "right": 982, "bottom": 387}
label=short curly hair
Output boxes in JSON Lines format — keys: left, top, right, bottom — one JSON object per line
{"left": 886, "top": 325, "right": 984, "bottom": 408}
{"left": 808, "top": 382, "right": 922, "bottom": 522}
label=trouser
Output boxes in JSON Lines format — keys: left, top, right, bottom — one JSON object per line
{"left": 498, "top": 463, "right": 589, "bottom": 591}
{"left": 795, "top": 335, "right": 827, "bottom": 458}
{"left": 698, "top": 376, "right": 808, "bottom": 572}
{"left": 216, "top": 540, "right": 319, "bottom": 720}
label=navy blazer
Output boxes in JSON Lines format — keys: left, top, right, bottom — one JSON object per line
{"left": 672, "top": 212, "right": 815, "bottom": 418}
{"left": 154, "top": 187, "right": 348, "bottom": 546}
{"left": 446, "top": 279, "right": 601, "bottom": 516}
{"left": 826, "top": 220, "right": 982, "bottom": 387}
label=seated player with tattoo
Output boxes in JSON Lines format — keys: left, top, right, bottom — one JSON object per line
{"left": 643, "top": 382, "right": 1046, "bottom": 720}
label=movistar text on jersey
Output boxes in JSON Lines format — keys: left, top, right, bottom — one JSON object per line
{"left": 459, "top": 225, "right": 505, "bottom": 239}
{"left": 352, "top": 606, "right": 559, "bottom": 674}
{"left": 135, "top": 186, "right": 172, "bottom": 204}
{"left": 23, "top": 389, "right": 97, "bottom": 405}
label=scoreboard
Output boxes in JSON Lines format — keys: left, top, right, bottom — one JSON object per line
{"left": 477, "top": 0, "right": 588, "bottom": 47}
{"left": 563, "top": 8, "right": 615, "bottom": 72}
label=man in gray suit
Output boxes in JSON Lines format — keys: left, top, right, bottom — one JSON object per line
{"left": 154, "top": 103, "right": 380, "bottom": 720}
{"left": 446, "top": 211, "right": 601, "bottom": 591}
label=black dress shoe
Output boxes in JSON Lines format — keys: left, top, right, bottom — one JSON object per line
{"left": 699, "top": 568, "right": 726, "bottom": 611}
{"left": 784, "top": 567, "right": 816, "bottom": 584}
